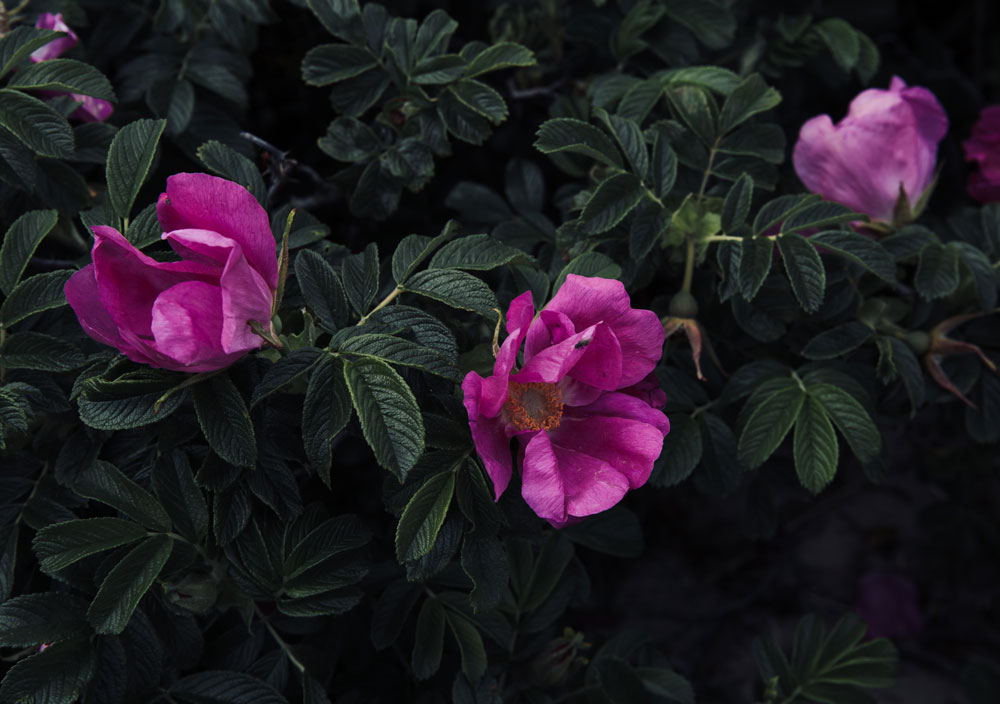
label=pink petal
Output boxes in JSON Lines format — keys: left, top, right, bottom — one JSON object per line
{"left": 69, "top": 95, "right": 114, "bottom": 123}
{"left": 792, "top": 77, "right": 947, "bottom": 222}
{"left": 64, "top": 265, "right": 157, "bottom": 365}
{"left": 165, "top": 228, "right": 274, "bottom": 354}
{"left": 551, "top": 411, "right": 667, "bottom": 489}
{"left": 150, "top": 281, "right": 245, "bottom": 371}
{"left": 520, "top": 432, "right": 567, "bottom": 523}
{"left": 473, "top": 291, "right": 535, "bottom": 419}
{"left": 157, "top": 173, "right": 278, "bottom": 289}
{"left": 524, "top": 309, "right": 575, "bottom": 361}
{"left": 571, "top": 390, "right": 671, "bottom": 435}
{"left": 539, "top": 275, "right": 663, "bottom": 386}
{"left": 463, "top": 372, "right": 515, "bottom": 499}
{"left": 31, "top": 13, "right": 78, "bottom": 62}
{"left": 90, "top": 226, "right": 217, "bottom": 339}
{"left": 513, "top": 324, "right": 597, "bottom": 384}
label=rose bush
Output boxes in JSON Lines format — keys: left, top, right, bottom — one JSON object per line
{"left": 64, "top": 173, "right": 279, "bottom": 373}
{"left": 964, "top": 105, "right": 1000, "bottom": 203}
{"left": 30, "top": 12, "right": 113, "bottom": 122}
{"left": 792, "top": 76, "right": 947, "bottom": 223}
{"left": 462, "top": 275, "right": 670, "bottom": 527}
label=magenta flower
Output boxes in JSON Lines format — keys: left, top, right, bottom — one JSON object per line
{"left": 963, "top": 105, "right": 1000, "bottom": 203}
{"left": 793, "top": 76, "right": 948, "bottom": 223}
{"left": 31, "top": 12, "right": 113, "bottom": 123}
{"left": 64, "top": 173, "right": 279, "bottom": 373}
{"left": 462, "top": 275, "right": 669, "bottom": 527}
{"left": 855, "top": 572, "right": 924, "bottom": 640}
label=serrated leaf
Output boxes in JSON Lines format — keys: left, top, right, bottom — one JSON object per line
{"left": 170, "top": 670, "right": 289, "bottom": 704}
{"left": 341, "top": 242, "right": 379, "bottom": 316}
{"left": 718, "top": 73, "right": 781, "bottom": 134}
{"left": 343, "top": 357, "right": 424, "bottom": 479}
{"left": 302, "top": 43, "right": 377, "bottom": 86}
{"left": 887, "top": 337, "right": 925, "bottom": 415}
{"left": 0, "top": 210, "right": 59, "bottom": 295}
{"left": 2, "top": 331, "right": 84, "bottom": 371}
{"left": 809, "top": 230, "right": 896, "bottom": 282}
{"left": 801, "top": 322, "right": 873, "bottom": 360}
{"left": 412, "top": 598, "right": 446, "bottom": 679}
{"left": 520, "top": 532, "right": 574, "bottom": 612}
{"left": 794, "top": 395, "right": 839, "bottom": 493}
{"left": 580, "top": 172, "right": 644, "bottom": 234}
{"left": 0, "top": 269, "right": 72, "bottom": 325}
{"left": 445, "top": 610, "right": 488, "bottom": 682}
{"left": 554, "top": 252, "right": 622, "bottom": 292}
{"left": 738, "top": 382, "right": 804, "bottom": 468}
{"left": 782, "top": 201, "right": 859, "bottom": 233}
{"left": 302, "top": 356, "right": 352, "bottom": 486}
{"left": 462, "top": 42, "right": 535, "bottom": 77}
{"left": 106, "top": 119, "right": 166, "bottom": 222}
{"left": 648, "top": 128, "right": 678, "bottom": 198}
{"left": 396, "top": 471, "right": 455, "bottom": 562}
{"left": 192, "top": 374, "right": 256, "bottom": 468}
{"left": 0, "top": 88, "right": 74, "bottom": 158}
{"left": 371, "top": 581, "right": 422, "bottom": 649}
{"left": 340, "top": 333, "right": 458, "bottom": 380}
{"left": 0, "top": 27, "right": 63, "bottom": 79}
{"left": 664, "top": 85, "right": 717, "bottom": 145}
{"left": 649, "top": 414, "right": 702, "bottom": 487}
{"left": 294, "top": 249, "right": 348, "bottom": 332}
{"left": 450, "top": 79, "right": 508, "bottom": 124}
{"left": 9, "top": 58, "right": 116, "bottom": 100}
{"left": 0, "top": 637, "right": 96, "bottom": 704}
{"left": 534, "top": 118, "right": 623, "bottom": 169}
{"left": 88, "top": 534, "right": 173, "bottom": 634}
{"left": 283, "top": 515, "right": 370, "bottom": 580}
{"left": 152, "top": 451, "right": 209, "bottom": 543}
{"left": 752, "top": 194, "right": 817, "bottom": 235}
{"left": 739, "top": 237, "right": 773, "bottom": 301}
{"left": 78, "top": 376, "right": 187, "bottom": 430}
{"left": 429, "top": 232, "right": 529, "bottom": 270}
{"left": 74, "top": 460, "right": 172, "bottom": 532}
{"left": 402, "top": 268, "right": 499, "bottom": 319}
{"left": 807, "top": 383, "right": 881, "bottom": 464}
{"left": 915, "top": 242, "right": 960, "bottom": 300}
{"left": 461, "top": 533, "right": 507, "bottom": 612}
{"left": 34, "top": 518, "right": 147, "bottom": 572}
{"left": 601, "top": 113, "right": 649, "bottom": 178}
{"left": 251, "top": 348, "right": 322, "bottom": 406}
{"left": 955, "top": 242, "right": 998, "bottom": 311}
{"left": 0, "top": 593, "right": 90, "bottom": 648}
{"left": 391, "top": 221, "right": 459, "bottom": 284}
{"left": 721, "top": 172, "right": 753, "bottom": 233}
{"left": 197, "top": 140, "right": 267, "bottom": 206}
{"left": 777, "top": 233, "right": 826, "bottom": 313}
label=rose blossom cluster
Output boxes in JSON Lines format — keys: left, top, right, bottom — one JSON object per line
{"left": 462, "top": 275, "right": 670, "bottom": 527}
{"left": 31, "top": 13, "right": 113, "bottom": 122}
{"left": 65, "top": 174, "right": 279, "bottom": 372}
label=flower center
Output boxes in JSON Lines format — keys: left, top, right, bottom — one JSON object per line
{"left": 504, "top": 381, "right": 563, "bottom": 431}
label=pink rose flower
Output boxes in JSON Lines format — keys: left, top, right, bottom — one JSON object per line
{"left": 31, "top": 12, "right": 114, "bottom": 123}
{"left": 963, "top": 105, "right": 1000, "bottom": 203}
{"left": 65, "top": 173, "right": 279, "bottom": 373}
{"left": 793, "top": 76, "right": 948, "bottom": 223}
{"left": 462, "top": 275, "right": 670, "bottom": 527}
{"left": 855, "top": 572, "right": 924, "bottom": 640}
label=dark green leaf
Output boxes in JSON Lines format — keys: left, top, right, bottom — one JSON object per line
{"left": 87, "top": 534, "right": 173, "bottom": 634}
{"left": 251, "top": 348, "right": 322, "bottom": 406}
{"left": 302, "top": 356, "right": 352, "bottom": 486}
{"left": 402, "top": 268, "right": 499, "bottom": 319}
{"left": 649, "top": 414, "right": 702, "bottom": 487}
{"left": 718, "top": 73, "right": 781, "bottom": 134}
{"left": 554, "top": 252, "right": 622, "bottom": 292}
{"left": 106, "top": 119, "right": 166, "bottom": 222}
{"left": 563, "top": 505, "right": 643, "bottom": 558}
{"left": 396, "top": 471, "right": 456, "bottom": 562}
{"left": 807, "top": 383, "right": 881, "bottom": 464}
{"left": 0, "top": 27, "right": 63, "bottom": 80}
{"left": 461, "top": 533, "right": 507, "bottom": 613}
{"left": 534, "top": 118, "right": 623, "bottom": 169}
{"left": 294, "top": 249, "right": 348, "bottom": 332}
{"left": 78, "top": 376, "right": 187, "bottom": 431}
{"left": 777, "top": 233, "right": 826, "bottom": 313}
{"left": 801, "top": 322, "right": 873, "bottom": 360}
{"left": 339, "top": 333, "right": 458, "bottom": 380}
{"left": 635, "top": 667, "right": 695, "bottom": 703}
{"left": 0, "top": 637, "right": 96, "bottom": 704}
{"left": 648, "top": 128, "right": 678, "bottom": 198}
{"left": 794, "top": 395, "right": 839, "bottom": 493}
{"left": 74, "top": 460, "right": 172, "bottom": 532}
{"left": 739, "top": 237, "right": 773, "bottom": 301}
{"left": 34, "top": 518, "right": 147, "bottom": 572}
{"left": 9, "top": 58, "right": 115, "bottom": 100}
{"left": 662, "top": 0, "right": 735, "bottom": 49}
{"left": 371, "top": 580, "right": 422, "bottom": 649}
{"left": 2, "top": 331, "right": 84, "bottom": 371}
{"left": 955, "top": 242, "right": 998, "bottom": 310}
{"left": 0, "top": 88, "right": 74, "bottom": 158}
{"left": 170, "top": 671, "right": 289, "bottom": 704}
{"left": 318, "top": 116, "right": 381, "bottom": 161}
{"left": 391, "top": 221, "right": 460, "bottom": 284}
{"left": 445, "top": 610, "right": 488, "bottom": 683}
{"left": 152, "top": 451, "right": 209, "bottom": 543}
{"left": 306, "top": 0, "right": 364, "bottom": 43}
{"left": 809, "top": 230, "right": 895, "bottom": 282}
{"left": 720, "top": 173, "right": 753, "bottom": 233}
{"left": 580, "top": 172, "right": 644, "bottom": 234}
{"left": 192, "top": 374, "right": 256, "bottom": 468}
{"left": 0, "top": 593, "right": 90, "bottom": 648}
{"left": 521, "top": 532, "right": 573, "bottom": 612}
{"left": 429, "top": 233, "right": 530, "bottom": 270}
{"left": 0, "top": 269, "right": 72, "bottom": 326}
{"left": 462, "top": 42, "right": 535, "bottom": 77}
{"left": 738, "top": 381, "right": 805, "bottom": 468}
{"left": 341, "top": 242, "right": 379, "bottom": 316}
{"left": 343, "top": 357, "right": 424, "bottom": 479}
{"left": 412, "top": 598, "right": 446, "bottom": 680}
{"left": 197, "top": 140, "right": 267, "bottom": 206}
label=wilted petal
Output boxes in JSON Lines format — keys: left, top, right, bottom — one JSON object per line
{"left": 157, "top": 173, "right": 278, "bottom": 288}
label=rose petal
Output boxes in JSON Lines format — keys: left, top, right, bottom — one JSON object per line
{"left": 150, "top": 281, "right": 245, "bottom": 371}
{"left": 569, "top": 390, "right": 671, "bottom": 435}
{"left": 157, "top": 173, "right": 278, "bottom": 288}
{"left": 551, "top": 411, "right": 667, "bottom": 489}
{"left": 69, "top": 95, "right": 113, "bottom": 122}
{"left": 513, "top": 324, "right": 597, "bottom": 384}
{"left": 463, "top": 372, "right": 515, "bottom": 499}
{"left": 31, "top": 13, "right": 78, "bottom": 62}
{"left": 520, "top": 432, "right": 567, "bottom": 523}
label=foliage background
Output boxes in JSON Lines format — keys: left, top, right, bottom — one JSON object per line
{"left": 0, "top": 0, "right": 999, "bottom": 703}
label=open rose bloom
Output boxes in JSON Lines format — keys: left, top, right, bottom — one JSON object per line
{"left": 793, "top": 76, "right": 947, "bottom": 223}
{"left": 462, "top": 275, "right": 670, "bottom": 527}
{"left": 31, "top": 12, "right": 113, "bottom": 122}
{"left": 963, "top": 105, "right": 1000, "bottom": 203}
{"left": 65, "top": 173, "right": 279, "bottom": 373}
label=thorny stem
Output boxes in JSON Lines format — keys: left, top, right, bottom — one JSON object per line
{"left": 358, "top": 286, "right": 402, "bottom": 326}
{"left": 253, "top": 603, "right": 308, "bottom": 675}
